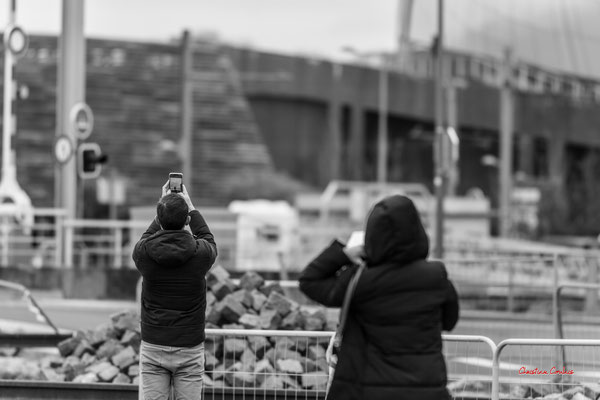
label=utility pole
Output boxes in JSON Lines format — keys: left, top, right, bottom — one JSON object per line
{"left": 433, "top": 0, "right": 446, "bottom": 258}
{"left": 499, "top": 48, "right": 514, "bottom": 237}
{"left": 179, "top": 30, "right": 193, "bottom": 195}
{"left": 56, "top": 0, "right": 85, "bottom": 266}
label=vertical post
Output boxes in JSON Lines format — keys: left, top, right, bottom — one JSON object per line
{"left": 433, "top": 0, "right": 446, "bottom": 258}
{"left": 108, "top": 169, "right": 117, "bottom": 220}
{"left": 491, "top": 346, "right": 500, "bottom": 400}
{"left": 507, "top": 262, "right": 515, "bottom": 312}
{"left": 396, "top": 0, "right": 414, "bottom": 72}
{"left": 54, "top": 213, "right": 63, "bottom": 268}
{"left": 499, "top": 48, "right": 514, "bottom": 237}
{"left": 328, "top": 62, "right": 342, "bottom": 181}
{"left": 349, "top": 104, "right": 364, "bottom": 181}
{"left": 2, "top": 0, "right": 16, "bottom": 185}
{"left": 1, "top": 1, "right": 16, "bottom": 268}
{"left": 57, "top": 0, "right": 85, "bottom": 267}
{"left": 377, "top": 57, "right": 389, "bottom": 183}
{"left": 446, "top": 84, "right": 459, "bottom": 196}
{"left": 113, "top": 227, "right": 122, "bottom": 268}
{"left": 180, "top": 30, "right": 193, "bottom": 193}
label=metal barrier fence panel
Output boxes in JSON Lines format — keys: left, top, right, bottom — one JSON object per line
{"left": 202, "top": 330, "right": 496, "bottom": 400}
{"left": 203, "top": 329, "right": 332, "bottom": 399}
{"left": 446, "top": 257, "right": 557, "bottom": 341}
{"left": 446, "top": 257, "right": 556, "bottom": 313}
{"left": 491, "top": 339, "right": 600, "bottom": 400}
{"left": 444, "top": 334, "right": 497, "bottom": 400}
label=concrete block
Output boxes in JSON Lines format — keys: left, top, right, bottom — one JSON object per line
{"left": 113, "top": 372, "right": 131, "bottom": 383}
{"left": 301, "top": 372, "right": 328, "bottom": 390}
{"left": 238, "top": 313, "right": 261, "bottom": 329}
{"left": 263, "top": 291, "right": 297, "bottom": 317}
{"left": 258, "top": 308, "right": 281, "bottom": 330}
{"left": 73, "top": 372, "right": 99, "bottom": 383}
{"left": 223, "top": 338, "right": 248, "bottom": 359}
{"left": 239, "top": 271, "right": 264, "bottom": 291}
{"left": 96, "top": 338, "right": 125, "bottom": 359}
{"left": 250, "top": 290, "right": 268, "bottom": 311}
{"left": 111, "top": 346, "right": 137, "bottom": 370}
{"left": 97, "top": 364, "right": 120, "bottom": 382}
{"left": 219, "top": 295, "right": 247, "bottom": 323}
{"left": 110, "top": 309, "right": 140, "bottom": 334}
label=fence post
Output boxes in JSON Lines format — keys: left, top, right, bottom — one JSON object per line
{"left": 584, "top": 256, "right": 599, "bottom": 313}
{"left": 552, "top": 254, "right": 560, "bottom": 338}
{"left": 113, "top": 227, "right": 122, "bottom": 268}
{"left": 507, "top": 261, "right": 515, "bottom": 312}
{"left": 64, "top": 222, "right": 74, "bottom": 268}
{"left": 491, "top": 344, "right": 501, "bottom": 400}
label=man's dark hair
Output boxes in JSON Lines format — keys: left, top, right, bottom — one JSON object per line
{"left": 156, "top": 194, "right": 189, "bottom": 230}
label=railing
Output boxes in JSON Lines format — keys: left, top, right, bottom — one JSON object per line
{"left": 491, "top": 338, "right": 600, "bottom": 400}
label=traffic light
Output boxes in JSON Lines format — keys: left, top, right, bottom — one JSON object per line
{"left": 77, "top": 142, "right": 107, "bottom": 179}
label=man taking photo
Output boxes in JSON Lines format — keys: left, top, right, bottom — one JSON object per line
{"left": 133, "top": 181, "right": 217, "bottom": 400}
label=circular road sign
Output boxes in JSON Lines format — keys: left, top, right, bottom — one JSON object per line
{"left": 69, "top": 102, "right": 94, "bottom": 140}
{"left": 4, "top": 25, "right": 29, "bottom": 58}
{"left": 54, "top": 135, "right": 74, "bottom": 165}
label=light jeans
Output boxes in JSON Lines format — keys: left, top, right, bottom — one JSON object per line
{"left": 139, "top": 340, "right": 205, "bottom": 400}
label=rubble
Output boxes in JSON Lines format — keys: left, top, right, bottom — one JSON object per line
{"left": 0, "top": 268, "right": 332, "bottom": 389}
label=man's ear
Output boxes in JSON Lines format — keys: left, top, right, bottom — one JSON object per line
{"left": 185, "top": 215, "right": 191, "bottom": 226}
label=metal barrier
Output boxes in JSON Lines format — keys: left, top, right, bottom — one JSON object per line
{"left": 446, "top": 257, "right": 557, "bottom": 320}
{"left": 491, "top": 338, "right": 600, "bottom": 400}
{"left": 201, "top": 330, "right": 498, "bottom": 399}
{"left": 0, "top": 279, "right": 60, "bottom": 334}
{"left": 203, "top": 329, "right": 332, "bottom": 398}
{"left": 554, "top": 282, "right": 600, "bottom": 340}
{"left": 444, "top": 334, "right": 497, "bottom": 399}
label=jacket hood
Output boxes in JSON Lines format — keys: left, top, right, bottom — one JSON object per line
{"left": 363, "top": 195, "right": 429, "bottom": 266}
{"left": 144, "top": 230, "right": 197, "bottom": 265}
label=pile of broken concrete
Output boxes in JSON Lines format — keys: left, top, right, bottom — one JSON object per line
{"left": 0, "top": 266, "right": 332, "bottom": 391}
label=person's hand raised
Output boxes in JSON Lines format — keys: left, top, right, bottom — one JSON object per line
{"left": 343, "top": 244, "right": 365, "bottom": 265}
{"left": 161, "top": 180, "right": 170, "bottom": 198}
{"left": 179, "top": 184, "right": 195, "bottom": 211}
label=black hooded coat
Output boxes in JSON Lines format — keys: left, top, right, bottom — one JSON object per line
{"left": 299, "top": 195, "right": 459, "bottom": 400}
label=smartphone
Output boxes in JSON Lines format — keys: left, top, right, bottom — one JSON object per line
{"left": 347, "top": 231, "right": 364, "bottom": 248}
{"left": 168, "top": 172, "right": 183, "bottom": 193}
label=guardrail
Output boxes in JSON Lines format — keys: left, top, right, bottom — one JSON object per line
{"left": 491, "top": 338, "right": 600, "bottom": 400}
{"left": 0, "top": 279, "right": 60, "bottom": 334}
{"left": 444, "top": 334, "right": 497, "bottom": 399}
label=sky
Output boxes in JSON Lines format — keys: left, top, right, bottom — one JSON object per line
{"left": 2, "top": 0, "right": 600, "bottom": 78}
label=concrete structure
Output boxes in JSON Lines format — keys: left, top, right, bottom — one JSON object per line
{"left": 1, "top": 33, "right": 599, "bottom": 234}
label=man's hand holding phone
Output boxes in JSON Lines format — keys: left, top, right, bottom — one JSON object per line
{"left": 179, "top": 184, "right": 195, "bottom": 212}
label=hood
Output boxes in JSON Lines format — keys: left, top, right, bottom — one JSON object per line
{"left": 144, "top": 230, "right": 197, "bottom": 265}
{"left": 363, "top": 195, "right": 429, "bottom": 266}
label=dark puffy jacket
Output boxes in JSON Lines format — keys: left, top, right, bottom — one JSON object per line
{"left": 132, "top": 210, "right": 217, "bottom": 347}
{"left": 299, "top": 195, "right": 459, "bottom": 400}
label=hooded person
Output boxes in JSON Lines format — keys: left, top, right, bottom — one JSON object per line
{"left": 299, "top": 194, "right": 459, "bottom": 400}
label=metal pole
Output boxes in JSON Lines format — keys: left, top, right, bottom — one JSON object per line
{"left": 499, "top": 48, "right": 513, "bottom": 237}
{"left": 433, "top": 0, "right": 445, "bottom": 258}
{"left": 377, "top": 57, "right": 389, "bottom": 183}
{"left": 180, "top": 30, "right": 193, "bottom": 194}
{"left": 2, "top": 0, "right": 16, "bottom": 185}
{"left": 57, "top": 0, "right": 86, "bottom": 267}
